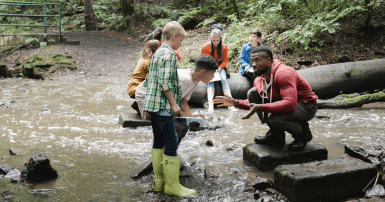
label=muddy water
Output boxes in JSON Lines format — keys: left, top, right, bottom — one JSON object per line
{"left": 1, "top": 77, "right": 384, "bottom": 201}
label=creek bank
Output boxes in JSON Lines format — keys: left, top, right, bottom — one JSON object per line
{"left": 0, "top": 154, "right": 57, "bottom": 200}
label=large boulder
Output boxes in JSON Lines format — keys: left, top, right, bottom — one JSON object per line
{"left": 20, "top": 154, "right": 58, "bottom": 182}
{"left": 243, "top": 142, "right": 328, "bottom": 170}
{"left": 274, "top": 157, "right": 377, "bottom": 202}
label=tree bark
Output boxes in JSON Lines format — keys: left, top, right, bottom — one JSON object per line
{"left": 364, "top": 0, "right": 372, "bottom": 29}
{"left": 84, "top": 0, "right": 98, "bottom": 31}
{"left": 230, "top": 0, "right": 240, "bottom": 19}
{"left": 120, "top": 0, "right": 134, "bottom": 17}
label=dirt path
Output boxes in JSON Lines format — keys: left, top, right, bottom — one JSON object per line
{"left": 63, "top": 31, "right": 144, "bottom": 78}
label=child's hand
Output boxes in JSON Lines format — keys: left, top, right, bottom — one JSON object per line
{"left": 172, "top": 104, "right": 181, "bottom": 115}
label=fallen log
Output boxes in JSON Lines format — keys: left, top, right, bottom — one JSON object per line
{"left": 298, "top": 59, "right": 385, "bottom": 99}
{"left": 189, "top": 59, "right": 385, "bottom": 107}
{"left": 189, "top": 73, "right": 252, "bottom": 107}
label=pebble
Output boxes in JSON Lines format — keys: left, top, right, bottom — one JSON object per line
{"left": 80, "top": 72, "right": 86, "bottom": 74}
{"left": 9, "top": 148, "right": 17, "bottom": 156}
{"left": 205, "top": 139, "right": 214, "bottom": 147}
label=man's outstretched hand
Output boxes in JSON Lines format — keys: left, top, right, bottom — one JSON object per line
{"left": 241, "top": 103, "right": 261, "bottom": 119}
{"left": 214, "top": 94, "right": 236, "bottom": 107}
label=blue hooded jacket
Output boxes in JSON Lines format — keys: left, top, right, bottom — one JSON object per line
{"left": 238, "top": 41, "right": 262, "bottom": 76}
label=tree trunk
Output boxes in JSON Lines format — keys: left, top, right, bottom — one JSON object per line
{"left": 84, "top": 0, "right": 98, "bottom": 31}
{"left": 230, "top": 0, "right": 240, "bottom": 19}
{"left": 364, "top": 0, "right": 372, "bottom": 29}
{"left": 121, "top": 0, "right": 134, "bottom": 17}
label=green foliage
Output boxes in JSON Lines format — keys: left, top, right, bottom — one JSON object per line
{"left": 40, "top": 42, "right": 48, "bottom": 48}
{"left": 25, "top": 38, "right": 39, "bottom": 44}
{"left": 152, "top": 18, "right": 171, "bottom": 27}
{"left": 223, "top": 14, "right": 250, "bottom": 64}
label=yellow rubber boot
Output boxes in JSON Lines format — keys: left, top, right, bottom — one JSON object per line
{"left": 150, "top": 148, "right": 165, "bottom": 192}
{"left": 161, "top": 154, "right": 197, "bottom": 196}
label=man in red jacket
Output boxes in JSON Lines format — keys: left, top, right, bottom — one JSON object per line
{"left": 214, "top": 46, "right": 318, "bottom": 151}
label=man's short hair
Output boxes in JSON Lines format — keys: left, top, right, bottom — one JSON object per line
{"left": 250, "top": 29, "right": 262, "bottom": 38}
{"left": 153, "top": 26, "right": 163, "bottom": 41}
{"left": 162, "top": 21, "right": 186, "bottom": 41}
{"left": 251, "top": 46, "right": 273, "bottom": 63}
{"left": 195, "top": 55, "right": 218, "bottom": 71}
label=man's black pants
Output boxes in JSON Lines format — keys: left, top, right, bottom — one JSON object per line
{"left": 247, "top": 87, "right": 317, "bottom": 137}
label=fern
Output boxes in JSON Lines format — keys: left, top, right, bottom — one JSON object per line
{"left": 196, "top": 13, "right": 224, "bottom": 28}
{"left": 25, "top": 38, "right": 39, "bottom": 44}
{"left": 152, "top": 18, "right": 171, "bottom": 27}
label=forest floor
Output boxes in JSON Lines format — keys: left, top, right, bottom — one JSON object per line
{"left": 1, "top": 20, "right": 385, "bottom": 80}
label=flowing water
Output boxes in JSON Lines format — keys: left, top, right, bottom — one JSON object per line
{"left": 1, "top": 77, "right": 384, "bottom": 201}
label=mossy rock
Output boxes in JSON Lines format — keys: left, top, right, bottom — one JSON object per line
{"left": 71, "top": 63, "right": 77, "bottom": 69}
{"left": 35, "top": 54, "right": 45, "bottom": 60}
{"left": 23, "top": 63, "right": 31, "bottom": 69}
{"left": 0, "top": 63, "right": 6, "bottom": 68}
{"left": 15, "top": 56, "right": 21, "bottom": 63}
{"left": 336, "top": 92, "right": 385, "bottom": 103}
{"left": 49, "top": 53, "right": 72, "bottom": 60}
{"left": 59, "top": 60, "right": 73, "bottom": 65}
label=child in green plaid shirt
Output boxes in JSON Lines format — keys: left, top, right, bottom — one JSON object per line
{"left": 144, "top": 21, "right": 196, "bottom": 196}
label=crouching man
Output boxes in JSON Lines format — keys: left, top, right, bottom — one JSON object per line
{"left": 214, "top": 46, "right": 318, "bottom": 151}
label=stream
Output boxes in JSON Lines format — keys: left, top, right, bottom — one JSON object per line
{"left": 1, "top": 76, "right": 384, "bottom": 201}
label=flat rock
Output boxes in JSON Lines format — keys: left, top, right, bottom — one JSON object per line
{"left": 1, "top": 190, "right": 13, "bottom": 200}
{"left": 119, "top": 112, "right": 151, "bottom": 128}
{"left": 243, "top": 142, "right": 328, "bottom": 170}
{"left": 3, "top": 169, "right": 21, "bottom": 182}
{"left": 0, "top": 164, "right": 14, "bottom": 175}
{"left": 129, "top": 158, "right": 152, "bottom": 180}
{"left": 274, "top": 157, "right": 377, "bottom": 202}
{"left": 29, "top": 189, "right": 54, "bottom": 196}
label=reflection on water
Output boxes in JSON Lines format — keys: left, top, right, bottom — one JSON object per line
{"left": 1, "top": 77, "right": 384, "bottom": 201}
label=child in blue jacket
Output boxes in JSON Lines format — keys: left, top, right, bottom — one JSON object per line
{"left": 239, "top": 29, "right": 263, "bottom": 81}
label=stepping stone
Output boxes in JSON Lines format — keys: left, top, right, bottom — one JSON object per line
{"left": 119, "top": 112, "right": 151, "bottom": 128}
{"left": 243, "top": 142, "right": 328, "bottom": 171}
{"left": 274, "top": 157, "right": 377, "bottom": 202}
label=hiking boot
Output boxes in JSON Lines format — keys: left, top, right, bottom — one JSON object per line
{"left": 254, "top": 129, "right": 285, "bottom": 147}
{"left": 288, "top": 122, "right": 313, "bottom": 151}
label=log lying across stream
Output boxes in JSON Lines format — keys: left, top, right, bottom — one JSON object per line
{"left": 189, "top": 59, "right": 385, "bottom": 107}
{"left": 299, "top": 59, "right": 385, "bottom": 99}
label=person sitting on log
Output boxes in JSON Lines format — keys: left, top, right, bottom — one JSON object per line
{"left": 143, "top": 21, "right": 196, "bottom": 196}
{"left": 201, "top": 25, "right": 237, "bottom": 112}
{"left": 214, "top": 46, "right": 318, "bottom": 151}
{"left": 153, "top": 26, "right": 182, "bottom": 68}
{"left": 135, "top": 54, "right": 217, "bottom": 120}
{"left": 126, "top": 39, "right": 161, "bottom": 113}
{"left": 239, "top": 29, "right": 263, "bottom": 82}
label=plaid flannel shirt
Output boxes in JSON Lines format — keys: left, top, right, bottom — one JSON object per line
{"left": 143, "top": 44, "right": 182, "bottom": 114}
